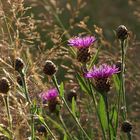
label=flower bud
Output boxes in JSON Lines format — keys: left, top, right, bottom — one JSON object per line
{"left": 14, "top": 57, "right": 25, "bottom": 72}
{"left": 67, "top": 89, "right": 77, "bottom": 102}
{"left": 43, "top": 60, "right": 57, "bottom": 76}
{"left": 116, "top": 25, "right": 128, "bottom": 41}
{"left": 121, "top": 121, "right": 132, "bottom": 133}
{"left": 0, "top": 77, "right": 10, "bottom": 94}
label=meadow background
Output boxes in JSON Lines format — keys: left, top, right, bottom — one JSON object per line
{"left": 0, "top": 0, "right": 140, "bottom": 139}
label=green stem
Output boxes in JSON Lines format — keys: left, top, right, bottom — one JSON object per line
{"left": 87, "top": 80, "right": 106, "bottom": 140}
{"left": 127, "top": 132, "right": 132, "bottom": 140}
{"left": 42, "top": 121, "right": 57, "bottom": 140}
{"left": 52, "top": 75, "right": 91, "bottom": 140}
{"left": 19, "top": 72, "right": 36, "bottom": 139}
{"left": 20, "top": 72, "right": 31, "bottom": 104}
{"left": 121, "top": 40, "right": 127, "bottom": 120}
{"left": 3, "top": 95, "right": 13, "bottom": 139}
{"left": 115, "top": 85, "right": 121, "bottom": 136}
{"left": 30, "top": 106, "right": 35, "bottom": 140}
{"left": 59, "top": 114, "right": 73, "bottom": 140}
{"left": 103, "top": 95, "right": 111, "bottom": 140}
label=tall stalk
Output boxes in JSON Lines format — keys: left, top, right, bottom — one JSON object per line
{"left": 87, "top": 79, "right": 106, "bottom": 140}
{"left": 120, "top": 40, "right": 127, "bottom": 120}
{"left": 19, "top": 71, "right": 35, "bottom": 140}
{"left": 58, "top": 113, "right": 73, "bottom": 140}
{"left": 3, "top": 95, "right": 13, "bottom": 140}
{"left": 52, "top": 75, "right": 91, "bottom": 140}
{"left": 103, "top": 95, "right": 111, "bottom": 140}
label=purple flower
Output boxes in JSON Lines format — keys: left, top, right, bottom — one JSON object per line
{"left": 40, "top": 88, "right": 58, "bottom": 102}
{"left": 85, "top": 64, "right": 119, "bottom": 79}
{"left": 68, "top": 36, "right": 96, "bottom": 48}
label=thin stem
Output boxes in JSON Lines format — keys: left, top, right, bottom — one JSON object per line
{"left": 121, "top": 40, "right": 127, "bottom": 120}
{"left": 62, "top": 97, "right": 91, "bottom": 140}
{"left": 3, "top": 95, "right": 13, "bottom": 139}
{"left": 115, "top": 84, "right": 121, "bottom": 136}
{"left": 42, "top": 121, "right": 57, "bottom": 140}
{"left": 58, "top": 113, "right": 73, "bottom": 140}
{"left": 52, "top": 75, "right": 91, "bottom": 140}
{"left": 19, "top": 72, "right": 36, "bottom": 139}
{"left": 127, "top": 132, "right": 132, "bottom": 140}
{"left": 20, "top": 72, "right": 31, "bottom": 104}
{"left": 87, "top": 80, "right": 106, "bottom": 140}
{"left": 104, "top": 95, "right": 111, "bottom": 140}
{"left": 30, "top": 106, "right": 35, "bottom": 140}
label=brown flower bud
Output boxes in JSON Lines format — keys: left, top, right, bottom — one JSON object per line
{"left": 116, "top": 25, "right": 128, "bottom": 41}
{"left": 0, "top": 77, "right": 10, "bottom": 94}
{"left": 67, "top": 89, "right": 77, "bottom": 102}
{"left": 121, "top": 121, "right": 132, "bottom": 133}
{"left": 43, "top": 60, "right": 57, "bottom": 76}
{"left": 14, "top": 58, "right": 25, "bottom": 72}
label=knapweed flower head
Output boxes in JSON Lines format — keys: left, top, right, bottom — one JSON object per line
{"left": 40, "top": 88, "right": 58, "bottom": 102}
{"left": 85, "top": 64, "right": 119, "bottom": 93}
{"left": 85, "top": 64, "right": 119, "bottom": 79}
{"left": 68, "top": 36, "right": 96, "bottom": 63}
{"left": 40, "top": 88, "right": 61, "bottom": 113}
{"left": 68, "top": 36, "right": 96, "bottom": 49}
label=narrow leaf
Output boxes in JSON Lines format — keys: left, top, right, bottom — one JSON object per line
{"left": 76, "top": 73, "right": 91, "bottom": 95}
{"left": 97, "top": 95, "right": 108, "bottom": 132}
{"left": 113, "top": 75, "right": 120, "bottom": 92}
{"left": 88, "top": 45, "right": 101, "bottom": 69}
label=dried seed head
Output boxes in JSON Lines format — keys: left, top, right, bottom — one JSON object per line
{"left": 48, "top": 97, "right": 61, "bottom": 113}
{"left": 121, "top": 121, "right": 132, "bottom": 133}
{"left": 95, "top": 78, "right": 110, "bottom": 93}
{"left": 0, "top": 77, "right": 10, "bottom": 94}
{"left": 116, "top": 25, "right": 128, "bottom": 41}
{"left": 67, "top": 89, "right": 77, "bottom": 102}
{"left": 17, "top": 75, "right": 23, "bottom": 86}
{"left": 43, "top": 60, "right": 57, "bottom": 76}
{"left": 77, "top": 48, "right": 91, "bottom": 63}
{"left": 14, "top": 57, "right": 25, "bottom": 72}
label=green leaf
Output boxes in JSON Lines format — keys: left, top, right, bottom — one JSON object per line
{"left": 110, "top": 106, "right": 117, "bottom": 133}
{"left": 109, "top": 124, "right": 116, "bottom": 140}
{"left": 88, "top": 45, "right": 101, "bottom": 69}
{"left": 97, "top": 95, "right": 108, "bottom": 132}
{"left": 113, "top": 75, "right": 120, "bottom": 92}
{"left": 76, "top": 73, "right": 91, "bottom": 95}
{"left": 63, "top": 133, "right": 67, "bottom": 140}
